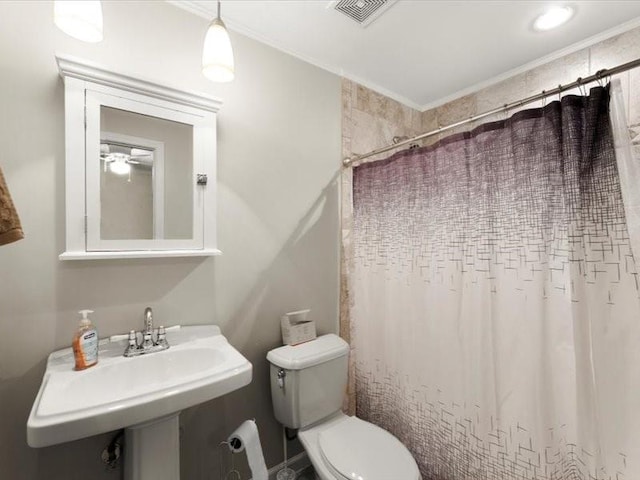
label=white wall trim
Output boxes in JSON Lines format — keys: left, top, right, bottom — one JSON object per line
{"left": 59, "top": 249, "right": 222, "bottom": 260}
{"left": 55, "top": 54, "right": 223, "bottom": 113}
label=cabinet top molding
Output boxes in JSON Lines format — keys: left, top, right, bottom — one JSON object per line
{"left": 55, "top": 54, "right": 223, "bottom": 113}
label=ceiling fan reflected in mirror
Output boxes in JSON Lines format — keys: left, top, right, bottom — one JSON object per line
{"left": 100, "top": 143, "right": 154, "bottom": 179}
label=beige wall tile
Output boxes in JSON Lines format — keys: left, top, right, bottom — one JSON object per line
{"left": 342, "top": 77, "right": 353, "bottom": 94}
{"left": 590, "top": 26, "right": 640, "bottom": 73}
{"left": 419, "top": 109, "right": 439, "bottom": 147}
{"left": 342, "top": 80, "right": 353, "bottom": 116}
{"left": 344, "top": 76, "right": 423, "bottom": 163}
{"left": 410, "top": 109, "right": 423, "bottom": 135}
{"left": 354, "top": 82, "right": 368, "bottom": 111}
{"left": 342, "top": 135, "right": 352, "bottom": 158}
{"left": 435, "top": 93, "right": 477, "bottom": 135}
{"left": 626, "top": 70, "right": 640, "bottom": 125}
{"left": 476, "top": 72, "right": 528, "bottom": 114}
{"left": 351, "top": 110, "right": 394, "bottom": 154}
{"left": 421, "top": 108, "right": 438, "bottom": 131}
{"left": 524, "top": 49, "right": 590, "bottom": 99}
{"left": 356, "top": 83, "right": 414, "bottom": 128}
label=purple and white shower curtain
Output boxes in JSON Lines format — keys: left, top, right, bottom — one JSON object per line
{"left": 351, "top": 83, "right": 640, "bottom": 479}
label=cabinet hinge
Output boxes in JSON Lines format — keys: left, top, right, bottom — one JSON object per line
{"left": 84, "top": 215, "right": 88, "bottom": 235}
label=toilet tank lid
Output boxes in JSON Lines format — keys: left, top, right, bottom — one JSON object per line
{"left": 267, "top": 334, "right": 349, "bottom": 370}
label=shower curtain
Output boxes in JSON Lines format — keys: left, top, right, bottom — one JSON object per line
{"left": 350, "top": 84, "right": 640, "bottom": 479}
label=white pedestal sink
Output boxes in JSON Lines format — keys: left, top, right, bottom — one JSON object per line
{"left": 27, "top": 325, "right": 252, "bottom": 480}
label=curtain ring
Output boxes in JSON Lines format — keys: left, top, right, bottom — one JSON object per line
{"left": 541, "top": 90, "right": 546, "bottom": 108}
{"left": 558, "top": 85, "right": 562, "bottom": 102}
{"left": 577, "top": 78, "right": 587, "bottom": 97}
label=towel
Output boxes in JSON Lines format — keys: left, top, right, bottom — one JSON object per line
{"left": 0, "top": 166, "right": 24, "bottom": 246}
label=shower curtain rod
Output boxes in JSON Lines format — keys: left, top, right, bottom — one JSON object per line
{"left": 343, "top": 56, "right": 640, "bottom": 168}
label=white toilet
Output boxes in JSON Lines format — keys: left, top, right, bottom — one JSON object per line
{"left": 267, "top": 334, "right": 420, "bottom": 480}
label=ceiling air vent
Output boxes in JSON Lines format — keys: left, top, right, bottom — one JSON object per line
{"left": 332, "top": 0, "right": 397, "bottom": 28}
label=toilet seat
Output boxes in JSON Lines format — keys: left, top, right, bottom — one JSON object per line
{"left": 316, "top": 416, "right": 420, "bottom": 480}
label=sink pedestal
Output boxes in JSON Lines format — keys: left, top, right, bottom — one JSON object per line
{"left": 124, "top": 413, "right": 180, "bottom": 480}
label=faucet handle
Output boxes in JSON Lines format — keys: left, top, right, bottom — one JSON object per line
{"left": 156, "top": 326, "right": 169, "bottom": 349}
{"left": 124, "top": 330, "right": 139, "bottom": 357}
{"left": 142, "top": 331, "right": 154, "bottom": 349}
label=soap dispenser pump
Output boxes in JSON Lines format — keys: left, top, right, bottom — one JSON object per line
{"left": 72, "top": 309, "right": 98, "bottom": 370}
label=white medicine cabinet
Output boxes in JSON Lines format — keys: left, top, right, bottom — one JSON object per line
{"left": 56, "top": 55, "right": 222, "bottom": 260}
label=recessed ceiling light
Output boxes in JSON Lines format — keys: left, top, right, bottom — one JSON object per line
{"left": 533, "top": 5, "right": 574, "bottom": 31}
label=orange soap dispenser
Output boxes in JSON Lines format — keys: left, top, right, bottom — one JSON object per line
{"left": 72, "top": 309, "right": 98, "bottom": 370}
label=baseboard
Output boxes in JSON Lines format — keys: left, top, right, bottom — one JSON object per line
{"left": 251, "top": 451, "right": 311, "bottom": 480}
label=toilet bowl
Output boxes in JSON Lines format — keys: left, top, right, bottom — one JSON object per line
{"left": 267, "top": 334, "right": 420, "bottom": 480}
{"left": 299, "top": 412, "right": 419, "bottom": 480}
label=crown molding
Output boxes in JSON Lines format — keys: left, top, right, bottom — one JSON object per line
{"left": 55, "top": 53, "right": 223, "bottom": 113}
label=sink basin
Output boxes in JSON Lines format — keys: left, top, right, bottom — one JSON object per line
{"left": 27, "top": 325, "right": 252, "bottom": 448}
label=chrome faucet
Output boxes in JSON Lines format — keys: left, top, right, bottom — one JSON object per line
{"left": 124, "top": 307, "right": 170, "bottom": 357}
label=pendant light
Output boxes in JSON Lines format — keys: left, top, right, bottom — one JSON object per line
{"left": 54, "top": 1, "right": 103, "bottom": 43}
{"left": 202, "top": 1, "right": 235, "bottom": 82}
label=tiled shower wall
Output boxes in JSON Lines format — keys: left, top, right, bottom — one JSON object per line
{"left": 340, "top": 25, "right": 640, "bottom": 413}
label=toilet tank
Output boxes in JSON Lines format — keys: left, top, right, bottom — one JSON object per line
{"left": 267, "top": 334, "right": 349, "bottom": 429}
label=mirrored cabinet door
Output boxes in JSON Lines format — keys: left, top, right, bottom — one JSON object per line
{"left": 57, "top": 55, "right": 222, "bottom": 260}
{"left": 85, "top": 91, "right": 202, "bottom": 251}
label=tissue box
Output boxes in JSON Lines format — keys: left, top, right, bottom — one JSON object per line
{"left": 281, "top": 309, "right": 316, "bottom": 346}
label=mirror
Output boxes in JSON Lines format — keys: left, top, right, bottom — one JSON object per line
{"left": 57, "top": 55, "right": 222, "bottom": 260}
{"left": 100, "top": 138, "right": 157, "bottom": 240}
{"left": 99, "top": 106, "right": 193, "bottom": 241}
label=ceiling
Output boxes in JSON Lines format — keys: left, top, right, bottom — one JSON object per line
{"left": 173, "top": 1, "right": 640, "bottom": 111}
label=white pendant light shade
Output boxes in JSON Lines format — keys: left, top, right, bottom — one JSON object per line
{"left": 202, "top": 17, "right": 235, "bottom": 82}
{"left": 54, "top": 1, "right": 103, "bottom": 43}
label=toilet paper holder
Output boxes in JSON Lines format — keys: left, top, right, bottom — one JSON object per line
{"left": 225, "top": 418, "right": 258, "bottom": 452}
{"left": 224, "top": 419, "right": 269, "bottom": 480}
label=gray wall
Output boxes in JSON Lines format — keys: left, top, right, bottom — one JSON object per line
{"left": 101, "top": 162, "right": 154, "bottom": 240}
{"left": 0, "top": 1, "right": 341, "bottom": 479}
